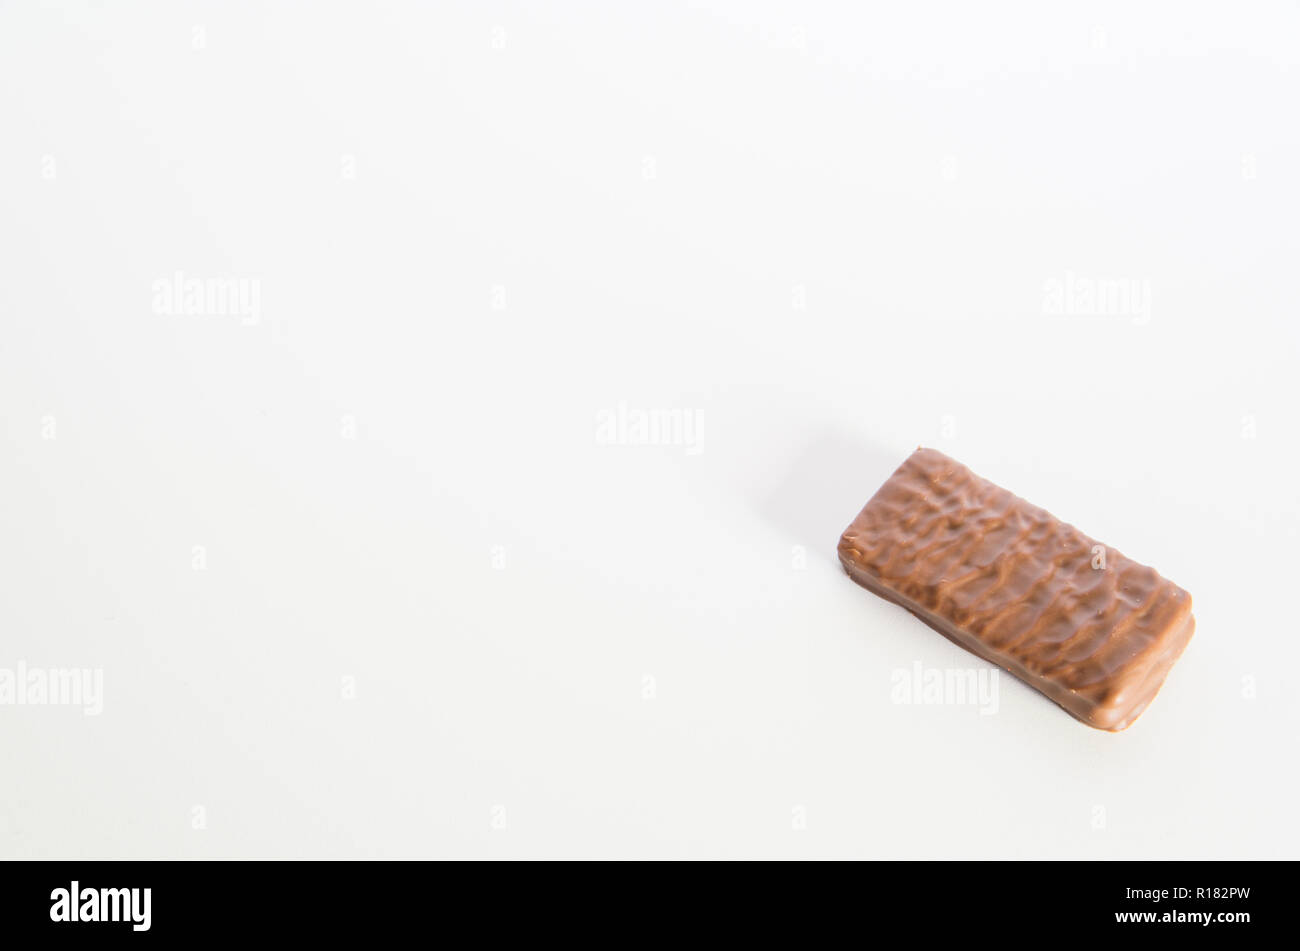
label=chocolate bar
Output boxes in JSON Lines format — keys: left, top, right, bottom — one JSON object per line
{"left": 838, "top": 448, "right": 1194, "bottom": 730}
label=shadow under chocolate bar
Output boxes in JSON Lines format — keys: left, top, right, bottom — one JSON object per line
{"left": 838, "top": 448, "right": 1194, "bottom": 731}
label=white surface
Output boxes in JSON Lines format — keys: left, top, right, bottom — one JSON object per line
{"left": 2, "top": 2, "right": 1297, "bottom": 859}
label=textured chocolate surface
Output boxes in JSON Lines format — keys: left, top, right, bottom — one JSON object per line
{"left": 838, "top": 448, "right": 1194, "bottom": 730}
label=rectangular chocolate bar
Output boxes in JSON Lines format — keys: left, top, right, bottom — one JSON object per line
{"left": 838, "top": 448, "right": 1194, "bottom": 731}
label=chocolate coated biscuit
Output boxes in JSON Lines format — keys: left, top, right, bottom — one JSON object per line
{"left": 838, "top": 448, "right": 1194, "bottom": 730}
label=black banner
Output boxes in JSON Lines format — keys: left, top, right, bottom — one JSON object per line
{"left": 0, "top": 860, "right": 1284, "bottom": 940}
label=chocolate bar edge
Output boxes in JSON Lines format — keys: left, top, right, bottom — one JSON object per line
{"left": 838, "top": 551, "right": 1195, "bottom": 730}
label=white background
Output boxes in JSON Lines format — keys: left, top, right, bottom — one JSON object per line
{"left": 2, "top": 2, "right": 1297, "bottom": 859}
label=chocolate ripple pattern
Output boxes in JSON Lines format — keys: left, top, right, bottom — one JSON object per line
{"left": 838, "top": 448, "right": 1195, "bottom": 731}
